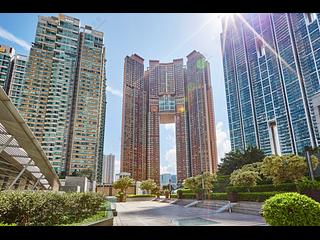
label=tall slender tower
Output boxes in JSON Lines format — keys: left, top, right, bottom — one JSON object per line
{"left": 120, "top": 54, "right": 148, "bottom": 181}
{"left": 186, "top": 51, "right": 218, "bottom": 176}
{"left": 66, "top": 25, "right": 106, "bottom": 180}
{"left": 121, "top": 51, "right": 217, "bottom": 185}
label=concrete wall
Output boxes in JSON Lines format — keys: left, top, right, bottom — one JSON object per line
{"left": 59, "top": 185, "right": 80, "bottom": 192}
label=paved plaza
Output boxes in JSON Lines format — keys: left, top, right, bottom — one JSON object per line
{"left": 113, "top": 201, "right": 267, "bottom": 226}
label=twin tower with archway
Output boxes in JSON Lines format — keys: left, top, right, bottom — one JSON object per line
{"left": 120, "top": 50, "right": 218, "bottom": 185}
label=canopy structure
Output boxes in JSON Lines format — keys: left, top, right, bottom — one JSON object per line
{"left": 0, "top": 87, "right": 60, "bottom": 191}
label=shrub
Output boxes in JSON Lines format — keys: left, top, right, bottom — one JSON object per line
{"left": 0, "top": 191, "right": 105, "bottom": 226}
{"left": 182, "top": 192, "right": 196, "bottom": 199}
{"left": 213, "top": 175, "right": 230, "bottom": 192}
{"left": 212, "top": 193, "right": 228, "bottom": 200}
{"left": 0, "top": 222, "right": 16, "bottom": 226}
{"left": 139, "top": 179, "right": 157, "bottom": 194}
{"left": 127, "top": 194, "right": 155, "bottom": 198}
{"left": 297, "top": 179, "right": 320, "bottom": 192}
{"left": 230, "top": 170, "right": 260, "bottom": 188}
{"left": 226, "top": 183, "right": 298, "bottom": 193}
{"left": 261, "top": 154, "right": 318, "bottom": 185}
{"left": 171, "top": 194, "right": 177, "bottom": 198}
{"left": 262, "top": 192, "right": 320, "bottom": 226}
{"left": 238, "top": 192, "right": 281, "bottom": 202}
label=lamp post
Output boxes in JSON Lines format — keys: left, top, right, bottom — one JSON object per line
{"left": 201, "top": 171, "right": 205, "bottom": 200}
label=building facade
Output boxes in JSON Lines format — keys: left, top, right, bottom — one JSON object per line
{"left": 9, "top": 14, "right": 106, "bottom": 179}
{"left": 222, "top": 13, "right": 320, "bottom": 155}
{"left": 7, "top": 54, "right": 28, "bottom": 107}
{"left": 66, "top": 25, "right": 106, "bottom": 180}
{"left": 121, "top": 51, "right": 218, "bottom": 185}
{"left": 102, "top": 154, "right": 115, "bottom": 184}
{"left": 0, "top": 45, "right": 14, "bottom": 92}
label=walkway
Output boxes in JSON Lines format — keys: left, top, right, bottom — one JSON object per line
{"left": 113, "top": 201, "right": 267, "bottom": 226}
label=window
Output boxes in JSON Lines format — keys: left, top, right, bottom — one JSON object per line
{"left": 304, "top": 13, "right": 317, "bottom": 25}
{"left": 256, "top": 38, "right": 265, "bottom": 57}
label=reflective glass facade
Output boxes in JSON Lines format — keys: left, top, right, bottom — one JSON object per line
{"left": 222, "top": 13, "right": 320, "bottom": 155}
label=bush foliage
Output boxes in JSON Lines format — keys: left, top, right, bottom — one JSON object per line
{"left": 238, "top": 192, "right": 281, "bottom": 202}
{"left": 0, "top": 191, "right": 105, "bottom": 226}
{"left": 261, "top": 154, "right": 318, "bottom": 185}
{"left": 262, "top": 192, "right": 320, "bottom": 226}
{"left": 297, "top": 179, "right": 320, "bottom": 192}
{"left": 226, "top": 182, "right": 298, "bottom": 193}
{"left": 230, "top": 170, "right": 261, "bottom": 188}
{"left": 127, "top": 194, "right": 155, "bottom": 198}
{"left": 139, "top": 179, "right": 157, "bottom": 194}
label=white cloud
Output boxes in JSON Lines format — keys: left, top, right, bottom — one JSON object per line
{"left": 215, "top": 121, "right": 231, "bottom": 163}
{"left": 106, "top": 86, "right": 122, "bottom": 98}
{"left": 161, "top": 147, "right": 176, "bottom": 174}
{"left": 0, "top": 26, "right": 31, "bottom": 50}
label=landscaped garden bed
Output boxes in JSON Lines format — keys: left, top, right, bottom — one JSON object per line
{"left": 0, "top": 190, "right": 113, "bottom": 226}
{"left": 125, "top": 194, "right": 156, "bottom": 201}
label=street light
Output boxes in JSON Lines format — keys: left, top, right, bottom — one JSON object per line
{"left": 201, "top": 171, "right": 205, "bottom": 200}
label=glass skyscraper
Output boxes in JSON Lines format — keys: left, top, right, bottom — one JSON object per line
{"left": 222, "top": 13, "right": 320, "bottom": 155}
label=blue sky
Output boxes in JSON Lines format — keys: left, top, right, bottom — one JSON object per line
{"left": 0, "top": 13, "right": 231, "bottom": 175}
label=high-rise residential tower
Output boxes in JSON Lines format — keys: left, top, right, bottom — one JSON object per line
{"left": 102, "top": 154, "right": 115, "bottom": 184}
{"left": 66, "top": 25, "right": 106, "bottom": 181}
{"left": 120, "top": 54, "right": 148, "bottom": 182}
{"left": 121, "top": 51, "right": 217, "bottom": 185}
{"left": 222, "top": 13, "right": 320, "bottom": 155}
{"left": 14, "top": 14, "right": 106, "bottom": 179}
{"left": 0, "top": 45, "right": 14, "bottom": 92}
{"left": 7, "top": 54, "right": 28, "bottom": 107}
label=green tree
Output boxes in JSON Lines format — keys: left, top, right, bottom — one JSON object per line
{"left": 261, "top": 154, "right": 319, "bottom": 185}
{"left": 112, "top": 177, "right": 134, "bottom": 201}
{"left": 230, "top": 169, "right": 261, "bottom": 189}
{"left": 183, "top": 173, "right": 216, "bottom": 199}
{"left": 78, "top": 169, "right": 94, "bottom": 181}
{"left": 140, "top": 179, "right": 157, "bottom": 194}
{"left": 218, "top": 146, "right": 265, "bottom": 175}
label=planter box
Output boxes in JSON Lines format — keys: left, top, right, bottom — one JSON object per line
{"left": 228, "top": 192, "right": 238, "bottom": 202}
{"left": 126, "top": 197, "right": 155, "bottom": 201}
{"left": 302, "top": 189, "right": 320, "bottom": 202}
{"left": 81, "top": 211, "right": 114, "bottom": 226}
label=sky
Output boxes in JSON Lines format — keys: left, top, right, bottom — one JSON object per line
{"left": 0, "top": 13, "right": 231, "bottom": 176}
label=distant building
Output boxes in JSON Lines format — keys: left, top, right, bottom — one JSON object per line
{"left": 160, "top": 173, "right": 171, "bottom": 186}
{"left": 170, "top": 175, "right": 177, "bottom": 185}
{"left": 115, "top": 172, "right": 131, "bottom": 181}
{"left": 102, "top": 154, "right": 115, "bottom": 184}
{"left": 7, "top": 54, "right": 28, "bottom": 107}
{"left": 0, "top": 44, "right": 14, "bottom": 92}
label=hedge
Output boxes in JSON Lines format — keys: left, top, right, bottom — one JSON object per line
{"left": 0, "top": 191, "right": 105, "bottom": 226}
{"left": 226, "top": 183, "right": 297, "bottom": 193}
{"left": 238, "top": 192, "right": 282, "bottom": 202}
{"left": 127, "top": 194, "right": 156, "bottom": 198}
{"left": 170, "top": 194, "right": 177, "bottom": 198}
{"left": 181, "top": 192, "right": 196, "bottom": 199}
{"left": 212, "top": 193, "right": 228, "bottom": 200}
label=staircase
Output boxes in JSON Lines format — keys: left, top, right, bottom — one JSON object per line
{"left": 195, "top": 200, "right": 230, "bottom": 211}
{"left": 195, "top": 200, "right": 262, "bottom": 215}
